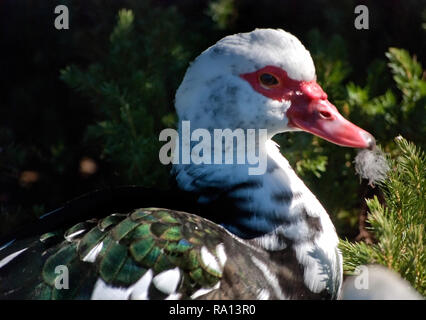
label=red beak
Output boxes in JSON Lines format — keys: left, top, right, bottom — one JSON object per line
{"left": 286, "top": 81, "right": 375, "bottom": 149}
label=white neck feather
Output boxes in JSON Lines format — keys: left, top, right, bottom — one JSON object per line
{"left": 174, "top": 139, "right": 337, "bottom": 241}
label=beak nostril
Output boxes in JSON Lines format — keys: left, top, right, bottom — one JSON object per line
{"left": 319, "top": 110, "right": 332, "bottom": 119}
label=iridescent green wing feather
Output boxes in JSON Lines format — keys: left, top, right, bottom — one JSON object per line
{"left": 0, "top": 208, "right": 237, "bottom": 299}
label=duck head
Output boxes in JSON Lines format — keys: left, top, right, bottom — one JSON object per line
{"left": 175, "top": 28, "right": 374, "bottom": 149}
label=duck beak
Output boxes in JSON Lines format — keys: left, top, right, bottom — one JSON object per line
{"left": 286, "top": 84, "right": 375, "bottom": 149}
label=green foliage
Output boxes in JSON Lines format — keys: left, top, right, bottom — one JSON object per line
{"left": 346, "top": 48, "right": 426, "bottom": 149}
{"left": 386, "top": 48, "right": 425, "bottom": 108}
{"left": 340, "top": 137, "right": 425, "bottom": 296}
{"left": 60, "top": 6, "right": 191, "bottom": 187}
{"left": 207, "top": 0, "right": 237, "bottom": 30}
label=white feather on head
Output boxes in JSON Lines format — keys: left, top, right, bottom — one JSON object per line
{"left": 175, "top": 29, "right": 315, "bottom": 136}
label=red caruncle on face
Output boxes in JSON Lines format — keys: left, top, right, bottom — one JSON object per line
{"left": 240, "top": 65, "right": 375, "bottom": 149}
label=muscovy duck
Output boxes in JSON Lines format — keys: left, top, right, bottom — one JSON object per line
{"left": 0, "top": 29, "right": 375, "bottom": 300}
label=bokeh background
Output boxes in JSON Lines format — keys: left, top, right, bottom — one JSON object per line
{"left": 0, "top": 0, "right": 425, "bottom": 242}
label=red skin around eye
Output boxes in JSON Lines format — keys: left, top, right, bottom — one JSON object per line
{"left": 240, "top": 65, "right": 327, "bottom": 102}
{"left": 239, "top": 65, "right": 375, "bottom": 150}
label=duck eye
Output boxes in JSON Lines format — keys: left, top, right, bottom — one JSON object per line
{"left": 259, "top": 73, "right": 279, "bottom": 87}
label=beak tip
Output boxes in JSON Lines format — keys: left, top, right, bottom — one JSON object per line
{"left": 362, "top": 132, "right": 376, "bottom": 150}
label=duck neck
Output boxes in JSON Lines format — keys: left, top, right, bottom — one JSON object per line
{"left": 173, "top": 139, "right": 337, "bottom": 244}
{"left": 174, "top": 138, "right": 342, "bottom": 297}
